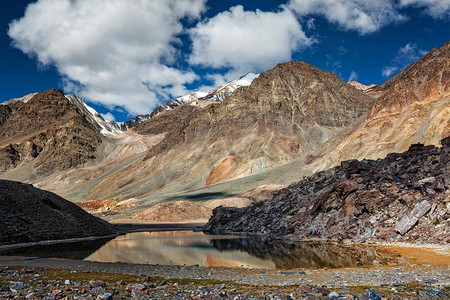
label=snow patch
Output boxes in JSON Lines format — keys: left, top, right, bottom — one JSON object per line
{"left": 65, "top": 94, "right": 123, "bottom": 136}
{"left": 201, "top": 72, "right": 260, "bottom": 102}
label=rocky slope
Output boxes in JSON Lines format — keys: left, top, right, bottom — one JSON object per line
{"left": 0, "top": 179, "right": 116, "bottom": 245}
{"left": 0, "top": 89, "right": 111, "bottom": 178}
{"left": 204, "top": 137, "right": 450, "bottom": 244}
{"left": 116, "top": 95, "right": 202, "bottom": 131}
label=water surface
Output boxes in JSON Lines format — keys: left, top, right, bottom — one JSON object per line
{"left": 1, "top": 231, "right": 400, "bottom": 269}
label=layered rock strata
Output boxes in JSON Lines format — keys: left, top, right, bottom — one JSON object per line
{"left": 0, "top": 89, "right": 105, "bottom": 176}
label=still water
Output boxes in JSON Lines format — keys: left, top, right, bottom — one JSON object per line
{"left": 1, "top": 231, "right": 399, "bottom": 269}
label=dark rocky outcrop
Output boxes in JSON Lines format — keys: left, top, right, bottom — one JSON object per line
{"left": 0, "top": 180, "right": 116, "bottom": 245}
{"left": 204, "top": 137, "right": 450, "bottom": 244}
{"left": 0, "top": 105, "right": 12, "bottom": 127}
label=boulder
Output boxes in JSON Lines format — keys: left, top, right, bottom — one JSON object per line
{"left": 395, "top": 200, "right": 431, "bottom": 235}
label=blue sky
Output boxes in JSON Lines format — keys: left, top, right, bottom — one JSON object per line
{"left": 1, "top": 0, "right": 449, "bottom": 122}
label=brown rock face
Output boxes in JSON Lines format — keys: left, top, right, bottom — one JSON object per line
{"left": 309, "top": 41, "right": 450, "bottom": 173}
{"left": 89, "top": 62, "right": 374, "bottom": 200}
{"left": 0, "top": 89, "right": 104, "bottom": 176}
{"left": 206, "top": 156, "right": 237, "bottom": 186}
{"left": 183, "top": 61, "right": 375, "bottom": 160}
{"left": 373, "top": 42, "right": 450, "bottom": 114}
{"left": 204, "top": 138, "right": 450, "bottom": 244}
{"left": 0, "top": 179, "right": 116, "bottom": 245}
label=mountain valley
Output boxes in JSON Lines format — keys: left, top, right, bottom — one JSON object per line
{"left": 2, "top": 2, "right": 450, "bottom": 298}
{"left": 0, "top": 42, "right": 449, "bottom": 230}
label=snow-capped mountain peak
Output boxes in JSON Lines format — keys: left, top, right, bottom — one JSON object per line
{"left": 201, "top": 72, "right": 259, "bottom": 102}
{"left": 65, "top": 94, "right": 123, "bottom": 136}
{"left": 118, "top": 73, "right": 260, "bottom": 130}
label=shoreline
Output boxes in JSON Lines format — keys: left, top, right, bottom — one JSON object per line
{"left": 1, "top": 236, "right": 449, "bottom": 298}
{"left": 0, "top": 222, "right": 205, "bottom": 251}
{"left": 0, "top": 234, "right": 119, "bottom": 251}
{"left": 1, "top": 262, "right": 448, "bottom": 299}
{"left": 1, "top": 223, "right": 449, "bottom": 255}
{"left": 0, "top": 231, "right": 448, "bottom": 285}
{"left": 0, "top": 254, "right": 449, "bottom": 286}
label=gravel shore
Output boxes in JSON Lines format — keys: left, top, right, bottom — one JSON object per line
{"left": 1, "top": 250, "right": 449, "bottom": 299}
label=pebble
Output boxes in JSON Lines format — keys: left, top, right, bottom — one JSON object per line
{"left": 97, "top": 292, "right": 113, "bottom": 299}
{"left": 317, "top": 286, "right": 330, "bottom": 296}
{"left": 126, "top": 282, "right": 146, "bottom": 290}
{"left": 328, "top": 291, "right": 340, "bottom": 297}
{"left": 89, "top": 279, "right": 106, "bottom": 287}
{"left": 10, "top": 281, "right": 25, "bottom": 290}
{"left": 357, "top": 288, "right": 382, "bottom": 300}
{"left": 418, "top": 290, "right": 450, "bottom": 298}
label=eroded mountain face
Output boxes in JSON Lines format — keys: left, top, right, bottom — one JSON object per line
{"left": 154, "top": 62, "right": 375, "bottom": 169}
{"left": 186, "top": 61, "right": 375, "bottom": 158}
{"left": 0, "top": 89, "right": 106, "bottom": 177}
{"left": 85, "top": 61, "right": 375, "bottom": 200}
{"left": 308, "top": 42, "right": 450, "bottom": 174}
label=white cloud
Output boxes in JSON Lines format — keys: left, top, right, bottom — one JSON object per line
{"left": 399, "top": 0, "right": 450, "bottom": 19}
{"left": 8, "top": 0, "right": 207, "bottom": 115}
{"left": 100, "top": 112, "right": 116, "bottom": 122}
{"left": 382, "top": 42, "right": 426, "bottom": 78}
{"left": 189, "top": 5, "right": 314, "bottom": 74}
{"left": 382, "top": 66, "right": 398, "bottom": 78}
{"left": 306, "top": 18, "right": 316, "bottom": 30}
{"left": 348, "top": 70, "right": 358, "bottom": 81}
{"left": 397, "top": 43, "right": 422, "bottom": 62}
{"left": 288, "top": 0, "right": 406, "bottom": 34}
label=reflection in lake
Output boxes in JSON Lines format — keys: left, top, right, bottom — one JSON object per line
{"left": 0, "top": 238, "right": 111, "bottom": 260}
{"left": 86, "top": 231, "right": 276, "bottom": 269}
{"left": 0, "top": 231, "right": 400, "bottom": 269}
{"left": 85, "top": 231, "right": 398, "bottom": 269}
{"left": 211, "top": 236, "right": 398, "bottom": 269}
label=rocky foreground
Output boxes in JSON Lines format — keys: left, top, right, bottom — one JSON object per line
{"left": 0, "top": 253, "right": 449, "bottom": 299}
{"left": 204, "top": 137, "right": 450, "bottom": 244}
{"left": 0, "top": 180, "right": 116, "bottom": 245}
